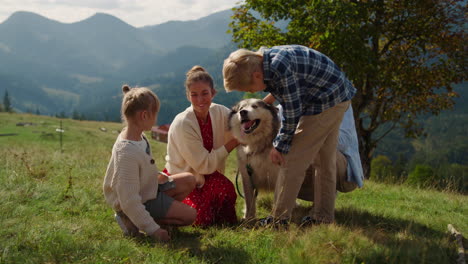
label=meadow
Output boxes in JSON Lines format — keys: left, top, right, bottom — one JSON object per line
{"left": 0, "top": 112, "right": 466, "bottom": 264}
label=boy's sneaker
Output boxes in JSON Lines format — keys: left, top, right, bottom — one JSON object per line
{"left": 257, "top": 215, "right": 289, "bottom": 229}
{"left": 300, "top": 216, "right": 329, "bottom": 227}
{"left": 115, "top": 212, "right": 140, "bottom": 237}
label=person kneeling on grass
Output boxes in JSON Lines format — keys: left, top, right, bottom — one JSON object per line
{"left": 103, "top": 85, "right": 197, "bottom": 242}
{"left": 261, "top": 96, "right": 364, "bottom": 227}
{"left": 291, "top": 103, "right": 365, "bottom": 226}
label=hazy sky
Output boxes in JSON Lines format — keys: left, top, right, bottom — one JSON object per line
{"left": 0, "top": 0, "right": 241, "bottom": 27}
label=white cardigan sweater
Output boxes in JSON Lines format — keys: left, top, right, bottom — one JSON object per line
{"left": 165, "top": 103, "right": 233, "bottom": 178}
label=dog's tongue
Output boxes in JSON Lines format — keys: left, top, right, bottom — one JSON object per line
{"left": 242, "top": 120, "right": 256, "bottom": 130}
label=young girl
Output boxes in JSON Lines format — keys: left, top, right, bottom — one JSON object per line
{"left": 164, "top": 66, "right": 239, "bottom": 227}
{"left": 103, "top": 85, "right": 196, "bottom": 242}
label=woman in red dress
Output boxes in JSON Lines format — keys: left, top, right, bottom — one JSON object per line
{"left": 164, "top": 65, "right": 238, "bottom": 226}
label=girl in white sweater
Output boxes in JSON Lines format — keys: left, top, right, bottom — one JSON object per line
{"left": 103, "top": 85, "right": 196, "bottom": 242}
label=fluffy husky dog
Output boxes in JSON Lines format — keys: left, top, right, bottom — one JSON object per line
{"left": 229, "top": 98, "right": 313, "bottom": 219}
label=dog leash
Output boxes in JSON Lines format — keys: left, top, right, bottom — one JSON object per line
{"left": 235, "top": 163, "right": 258, "bottom": 199}
{"left": 235, "top": 168, "right": 244, "bottom": 199}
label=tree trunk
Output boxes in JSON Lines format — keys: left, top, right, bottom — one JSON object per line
{"left": 357, "top": 119, "right": 375, "bottom": 179}
{"left": 360, "top": 142, "right": 374, "bottom": 179}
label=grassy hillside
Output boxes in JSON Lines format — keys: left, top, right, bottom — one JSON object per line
{"left": 0, "top": 113, "right": 466, "bottom": 264}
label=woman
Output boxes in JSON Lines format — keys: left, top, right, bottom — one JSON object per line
{"left": 164, "top": 66, "right": 238, "bottom": 226}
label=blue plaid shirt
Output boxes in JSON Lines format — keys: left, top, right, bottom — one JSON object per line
{"left": 262, "top": 45, "right": 356, "bottom": 154}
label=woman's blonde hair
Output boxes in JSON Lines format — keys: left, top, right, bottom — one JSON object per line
{"left": 223, "top": 49, "right": 263, "bottom": 92}
{"left": 185, "top": 65, "right": 216, "bottom": 96}
{"left": 121, "top": 85, "right": 160, "bottom": 122}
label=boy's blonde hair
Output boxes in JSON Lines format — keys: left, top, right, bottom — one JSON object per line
{"left": 121, "top": 85, "right": 160, "bottom": 123}
{"left": 185, "top": 65, "right": 216, "bottom": 96}
{"left": 223, "top": 49, "right": 263, "bottom": 92}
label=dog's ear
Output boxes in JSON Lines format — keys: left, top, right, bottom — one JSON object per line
{"left": 258, "top": 100, "right": 271, "bottom": 109}
{"left": 260, "top": 100, "right": 277, "bottom": 111}
{"left": 231, "top": 102, "right": 241, "bottom": 113}
{"left": 228, "top": 109, "right": 236, "bottom": 118}
{"left": 228, "top": 107, "right": 238, "bottom": 131}
{"left": 272, "top": 105, "right": 279, "bottom": 114}
{"left": 264, "top": 102, "right": 278, "bottom": 116}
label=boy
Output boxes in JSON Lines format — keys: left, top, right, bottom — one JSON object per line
{"left": 223, "top": 45, "right": 356, "bottom": 225}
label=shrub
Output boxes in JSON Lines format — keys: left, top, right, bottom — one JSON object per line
{"left": 435, "top": 163, "right": 468, "bottom": 193}
{"left": 371, "top": 155, "right": 395, "bottom": 183}
{"left": 406, "top": 164, "right": 435, "bottom": 188}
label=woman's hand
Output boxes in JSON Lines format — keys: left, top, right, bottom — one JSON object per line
{"left": 225, "top": 138, "right": 240, "bottom": 153}
{"left": 195, "top": 174, "right": 205, "bottom": 188}
{"left": 151, "top": 228, "right": 170, "bottom": 242}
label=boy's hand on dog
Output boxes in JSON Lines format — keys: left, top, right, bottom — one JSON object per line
{"left": 151, "top": 228, "right": 170, "bottom": 242}
{"left": 270, "top": 148, "right": 284, "bottom": 166}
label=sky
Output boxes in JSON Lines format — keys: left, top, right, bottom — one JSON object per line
{"left": 0, "top": 0, "right": 241, "bottom": 27}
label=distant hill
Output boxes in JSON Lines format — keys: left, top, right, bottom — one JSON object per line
{"left": 0, "top": 9, "right": 239, "bottom": 121}
{"left": 141, "top": 9, "right": 233, "bottom": 51}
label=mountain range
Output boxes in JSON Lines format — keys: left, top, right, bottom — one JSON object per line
{"left": 0, "top": 9, "right": 240, "bottom": 123}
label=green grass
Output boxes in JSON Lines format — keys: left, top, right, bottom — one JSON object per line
{"left": 1, "top": 112, "right": 467, "bottom": 264}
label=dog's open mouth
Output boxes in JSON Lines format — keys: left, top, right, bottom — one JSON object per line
{"left": 241, "top": 119, "right": 260, "bottom": 134}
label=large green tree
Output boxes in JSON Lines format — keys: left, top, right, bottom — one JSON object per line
{"left": 229, "top": 0, "right": 466, "bottom": 178}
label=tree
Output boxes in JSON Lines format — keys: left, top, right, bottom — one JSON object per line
{"left": 72, "top": 110, "right": 82, "bottom": 120}
{"left": 3, "top": 90, "right": 11, "bottom": 112}
{"left": 229, "top": 0, "right": 466, "bottom": 178}
{"left": 56, "top": 111, "right": 67, "bottom": 118}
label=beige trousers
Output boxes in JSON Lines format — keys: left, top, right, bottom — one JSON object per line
{"left": 272, "top": 100, "right": 350, "bottom": 223}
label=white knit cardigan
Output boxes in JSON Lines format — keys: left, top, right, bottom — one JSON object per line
{"left": 165, "top": 103, "right": 233, "bottom": 179}
{"left": 103, "top": 134, "right": 160, "bottom": 235}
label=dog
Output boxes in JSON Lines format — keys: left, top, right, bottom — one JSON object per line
{"left": 228, "top": 98, "right": 314, "bottom": 220}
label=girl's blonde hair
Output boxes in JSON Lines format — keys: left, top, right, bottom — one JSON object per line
{"left": 185, "top": 65, "right": 216, "bottom": 96}
{"left": 222, "top": 49, "right": 263, "bottom": 92}
{"left": 121, "top": 85, "right": 160, "bottom": 122}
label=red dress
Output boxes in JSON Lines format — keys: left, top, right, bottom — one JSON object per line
{"left": 182, "top": 113, "right": 238, "bottom": 226}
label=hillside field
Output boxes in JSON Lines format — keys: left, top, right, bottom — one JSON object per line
{"left": 0, "top": 112, "right": 466, "bottom": 264}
